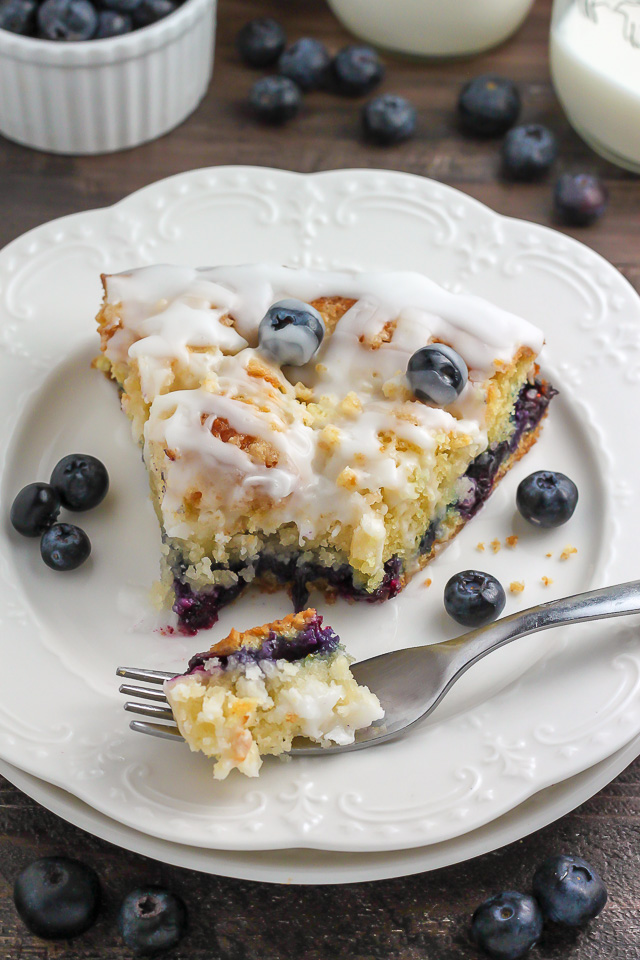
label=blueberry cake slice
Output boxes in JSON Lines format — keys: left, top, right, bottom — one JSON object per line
{"left": 164, "top": 609, "right": 384, "bottom": 779}
{"left": 96, "top": 264, "right": 553, "bottom": 632}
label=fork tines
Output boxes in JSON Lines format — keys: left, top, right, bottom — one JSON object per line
{"left": 116, "top": 666, "right": 185, "bottom": 743}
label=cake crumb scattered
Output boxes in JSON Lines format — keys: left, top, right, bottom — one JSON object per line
{"left": 541, "top": 576, "right": 553, "bottom": 587}
{"left": 476, "top": 542, "right": 485, "bottom": 552}
{"left": 424, "top": 578, "right": 432, "bottom": 588}
{"left": 510, "top": 581, "right": 525, "bottom": 593}
{"left": 545, "top": 552, "right": 553, "bottom": 558}
{"left": 491, "top": 539, "right": 501, "bottom": 554}
{"left": 560, "top": 545, "right": 578, "bottom": 561}
{"left": 505, "top": 535, "right": 518, "bottom": 548}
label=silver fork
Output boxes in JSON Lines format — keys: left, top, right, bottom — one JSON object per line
{"left": 117, "top": 579, "right": 640, "bottom": 756}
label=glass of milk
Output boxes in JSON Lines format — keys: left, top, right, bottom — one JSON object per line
{"left": 550, "top": 0, "right": 640, "bottom": 172}
{"left": 325, "top": 0, "right": 536, "bottom": 58}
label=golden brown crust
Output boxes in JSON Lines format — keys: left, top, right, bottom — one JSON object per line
{"left": 209, "top": 608, "right": 318, "bottom": 657}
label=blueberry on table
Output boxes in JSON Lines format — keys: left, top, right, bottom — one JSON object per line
{"left": 95, "top": 9, "right": 131, "bottom": 36}
{"left": 118, "top": 888, "right": 187, "bottom": 956}
{"left": 41, "top": 523, "right": 91, "bottom": 571}
{"left": 502, "top": 124, "right": 558, "bottom": 181}
{"left": 407, "top": 343, "right": 468, "bottom": 406}
{"left": 444, "top": 570, "right": 506, "bottom": 628}
{"left": 516, "top": 471, "right": 578, "bottom": 527}
{"left": 37, "top": 0, "right": 98, "bottom": 40}
{"left": 13, "top": 857, "right": 100, "bottom": 940}
{"left": 132, "top": 0, "right": 175, "bottom": 27}
{"left": 554, "top": 173, "right": 608, "bottom": 226}
{"left": 533, "top": 854, "right": 607, "bottom": 926}
{"left": 471, "top": 891, "right": 543, "bottom": 960}
{"left": 0, "top": 0, "right": 37, "bottom": 36}
{"left": 458, "top": 75, "right": 521, "bottom": 137}
{"left": 278, "top": 37, "right": 331, "bottom": 92}
{"left": 11, "top": 482, "right": 60, "bottom": 537}
{"left": 50, "top": 454, "right": 109, "bottom": 511}
{"left": 362, "top": 94, "right": 417, "bottom": 145}
{"left": 236, "top": 17, "right": 285, "bottom": 68}
{"left": 249, "top": 76, "right": 302, "bottom": 125}
{"left": 258, "top": 299, "right": 325, "bottom": 365}
{"left": 331, "top": 44, "right": 384, "bottom": 96}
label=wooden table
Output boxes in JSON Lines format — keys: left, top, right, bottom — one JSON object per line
{"left": 1, "top": 0, "right": 639, "bottom": 956}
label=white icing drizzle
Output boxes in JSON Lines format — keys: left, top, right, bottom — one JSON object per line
{"left": 102, "top": 264, "right": 543, "bottom": 562}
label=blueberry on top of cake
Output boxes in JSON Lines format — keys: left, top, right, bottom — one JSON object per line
{"left": 164, "top": 609, "right": 384, "bottom": 779}
{"left": 96, "top": 264, "right": 553, "bottom": 631}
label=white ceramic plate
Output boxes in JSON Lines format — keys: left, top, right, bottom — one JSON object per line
{"left": 2, "top": 739, "right": 638, "bottom": 884}
{"left": 1, "top": 167, "right": 640, "bottom": 853}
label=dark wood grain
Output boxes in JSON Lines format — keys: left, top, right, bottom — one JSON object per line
{"left": 1, "top": 0, "right": 640, "bottom": 956}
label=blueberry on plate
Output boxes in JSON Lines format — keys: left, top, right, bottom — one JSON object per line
{"left": 13, "top": 857, "right": 100, "bottom": 940}
{"left": 249, "top": 76, "right": 302, "bottom": 125}
{"left": 458, "top": 75, "right": 521, "bottom": 137}
{"left": 278, "top": 37, "right": 330, "bottom": 92}
{"left": 118, "top": 888, "right": 187, "bottom": 956}
{"left": 533, "top": 854, "right": 607, "bottom": 926}
{"left": 362, "top": 93, "right": 417, "bottom": 145}
{"left": 331, "top": 44, "right": 384, "bottom": 96}
{"left": 11, "top": 482, "right": 61, "bottom": 537}
{"left": 132, "top": 0, "right": 174, "bottom": 27}
{"left": 502, "top": 124, "right": 558, "bottom": 181}
{"left": 41, "top": 523, "right": 91, "bottom": 571}
{"left": 0, "top": 0, "right": 37, "bottom": 35}
{"left": 95, "top": 9, "right": 131, "bottom": 36}
{"left": 407, "top": 343, "right": 468, "bottom": 406}
{"left": 554, "top": 173, "right": 608, "bottom": 226}
{"left": 37, "top": 0, "right": 98, "bottom": 40}
{"left": 471, "top": 891, "right": 543, "bottom": 960}
{"left": 444, "top": 570, "right": 506, "bottom": 628}
{"left": 258, "top": 299, "right": 325, "bottom": 365}
{"left": 50, "top": 454, "right": 109, "bottom": 511}
{"left": 516, "top": 471, "right": 578, "bottom": 527}
{"left": 236, "top": 17, "right": 285, "bottom": 67}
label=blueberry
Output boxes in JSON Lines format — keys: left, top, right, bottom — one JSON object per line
{"left": 407, "top": 343, "right": 468, "bottom": 406}
{"left": 95, "top": 8, "right": 131, "bottom": 35}
{"left": 11, "top": 482, "right": 60, "bottom": 537}
{"left": 458, "top": 75, "right": 521, "bottom": 137}
{"left": 554, "top": 173, "right": 608, "bottom": 226}
{"left": 37, "top": 0, "right": 98, "bottom": 40}
{"left": 444, "top": 570, "right": 506, "bottom": 628}
{"left": 236, "top": 17, "right": 285, "bottom": 68}
{"left": 278, "top": 37, "right": 330, "bottom": 92}
{"left": 258, "top": 299, "right": 325, "bottom": 366}
{"left": 516, "top": 471, "right": 578, "bottom": 527}
{"left": 533, "top": 854, "right": 607, "bottom": 926}
{"left": 249, "top": 76, "right": 302, "bottom": 125}
{"left": 502, "top": 124, "right": 558, "bottom": 181}
{"left": 50, "top": 454, "right": 109, "bottom": 511}
{"left": 41, "top": 523, "right": 91, "bottom": 571}
{"left": 362, "top": 94, "right": 417, "bottom": 145}
{"left": 118, "top": 888, "right": 187, "bottom": 956}
{"left": 331, "top": 44, "right": 384, "bottom": 96}
{"left": 471, "top": 891, "right": 543, "bottom": 960}
{"left": 100, "top": 0, "right": 141, "bottom": 13}
{"left": 132, "top": 0, "right": 174, "bottom": 27}
{"left": 0, "top": 0, "right": 37, "bottom": 35}
{"left": 13, "top": 857, "right": 100, "bottom": 940}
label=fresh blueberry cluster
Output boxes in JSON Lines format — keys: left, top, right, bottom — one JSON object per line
{"left": 0, "top": 0, "right": 182, "bottom": 41}
{"left": 13, "top": 856, "right": 186, "bottom": 953}
{"left": 471, "top": 854, "right": 607, "bottom": 959}
{"left": 238, "top": 16, "right": 415, "bottom": 145}
{"left": 10, "top": 454, "right": 108, "bottom": 571}
{"left": 458, "top": 73, "right": 607, "bottom": 225}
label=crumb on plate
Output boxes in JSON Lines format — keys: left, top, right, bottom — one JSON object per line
{"left": 505, "top": 535, "right": 518, "bottom": 548}
{"left": 510, "top": 581, "right": 525, "bottom": 593}
{"left": 541, "top": 576, "right": 553, "bottom": 587}
{"left": 476, "top": 542, "right": 485, "bottom": 552}
{"left": 560, "top": 545, "right": 578, "bottom": 561}
{"left": 424, "top": 578, "right": 432, "bottom": 588}
{"left": 491, "top": 538, "right": 501, "bottom": 554}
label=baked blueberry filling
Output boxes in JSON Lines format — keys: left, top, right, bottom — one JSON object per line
{"left": 171, "top": 378, "right": 555, "bottom": 633}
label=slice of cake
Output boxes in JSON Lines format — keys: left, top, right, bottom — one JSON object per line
{"left": 164, "top": 609, "right": 384, "bottom": 779}
{"left": 96, "top": 264, "right": 554, "bottom": 632}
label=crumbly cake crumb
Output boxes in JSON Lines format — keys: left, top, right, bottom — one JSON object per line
{"left": 510, "top": 581, "right": 525, "bottom": 593}
{"left": 505, "top": 535, "right": 518, "bottom": 548}
{"left": 560, "top": 545, "right": 578, "bottom": 561}
{"left": 491, "top": 539, "right": 502, "bottom": 554}
{"left": 476, "top": 542, "right": 485, "bottom": 552}
{"left": 541, "top": 576, "right": 553, "bottom": 587}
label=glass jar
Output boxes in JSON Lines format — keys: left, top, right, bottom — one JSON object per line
{"left": 550, "top": 0, "right": 640, "bottom": 173}
{"left": 325, "top": 0, "right": 536, "bottom": 59}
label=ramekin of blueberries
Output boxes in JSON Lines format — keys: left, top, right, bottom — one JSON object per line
{"left": 0, "top": 0, "right": 215, "bottom": 153}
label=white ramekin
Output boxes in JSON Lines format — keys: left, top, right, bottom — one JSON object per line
{"left": 0, "top": 0, "right": 216, "bottom": 155}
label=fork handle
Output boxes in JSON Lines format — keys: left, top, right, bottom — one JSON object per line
{"left": 446, "top": 579, "right": 640, "bottom": 676}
